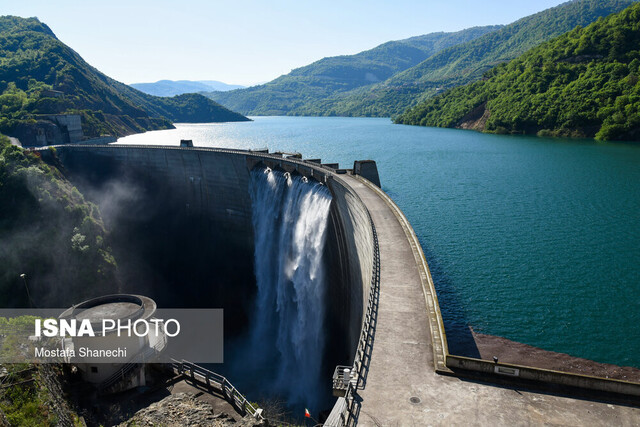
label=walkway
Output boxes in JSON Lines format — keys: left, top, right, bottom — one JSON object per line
{"left": 341, "top": 174, "right": 640, "bottom": 426}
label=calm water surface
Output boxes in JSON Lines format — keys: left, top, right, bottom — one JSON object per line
{"left": 119, "top": 117, "right": 640, "bottom": 368}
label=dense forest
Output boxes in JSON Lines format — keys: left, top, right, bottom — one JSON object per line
{"left": 206, "top": 0, "right": 635, "bottom": 118}
{"left": 0, "top": 16, "right": 248, "bottom": 139}
{"left": 205, "top": 26, "right": 501, "bottom": 115}
{"left": 395, "top": 2, "right": 640, "bottom": 141}
{"left": 333, "top": 0, "right": 637, "bottom": 117}
{"left": 0, "top": 133, "right": 119, "bottom": 306}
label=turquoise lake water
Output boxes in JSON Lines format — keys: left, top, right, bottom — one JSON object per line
{"left": 119, "top": 116, "right": 640, "bottom": 368}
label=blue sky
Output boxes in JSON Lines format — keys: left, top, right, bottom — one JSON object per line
{"left": 2, "top": 0, "right": 567, "bottom": 85}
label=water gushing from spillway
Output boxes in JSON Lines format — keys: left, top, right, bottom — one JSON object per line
{"left": 248, "top": 167, "right": 332, "bottom": 408}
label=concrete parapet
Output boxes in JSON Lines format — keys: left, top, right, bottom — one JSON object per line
{"left": 353, "top": 160, "right": 381, "bottom": 188}
{"left": 447, "top": 355, "right": 640, "bottom": 397}
{"left": 322, "top": 163, "right": 340, "bottom": 170}
{"left": 325, "top": 397, "right": 348, "bottom": 426}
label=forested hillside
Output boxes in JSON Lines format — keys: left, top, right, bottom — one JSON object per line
{"left": 331, "top": 0, "right": 637, "bottom": 117}
{"left": 205, "top": 0, "right": 635, "bottom": 118}
{"left": 395, "top": 2, "right": 640, "bottom": 141}
{"left": 205, "top": 26, "right": 501, "bottom": 115}
{"left": 0, "top": 16, "right": 248, "bottom": 140}
{"left": 0, "top": 133, "right": 119, "bottom": 306}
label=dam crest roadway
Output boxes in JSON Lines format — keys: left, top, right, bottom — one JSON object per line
{"left": 42, "top": 144, "right": 640, "bottom": 426}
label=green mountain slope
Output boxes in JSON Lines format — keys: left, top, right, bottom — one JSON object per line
{"left": 205, "top": 26, "right": 502, "bottom": 115}
{"left": 0, "top": 133, "right": 119, "bottom": 306}
{"left": 395, "top": 2, "right": 640, "bottom": 141}
{"left": 0, "top": 16, "right": 248, "bottom": 140}
{"left": 332, "top": 0, "right": 637, "bottom": 117}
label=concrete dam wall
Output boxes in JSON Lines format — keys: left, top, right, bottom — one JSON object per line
{"left": 49, "top": 144, "right": 377, "bottom": 405}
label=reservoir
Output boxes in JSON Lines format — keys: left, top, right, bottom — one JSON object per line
{"left": 119, "top": 116, "right": 640, "bottom": 369}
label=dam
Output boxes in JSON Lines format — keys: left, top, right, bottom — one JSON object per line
{"left": 42, "top": 144, "right": 640, "bottom": 425}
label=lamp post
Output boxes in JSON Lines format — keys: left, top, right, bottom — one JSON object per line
{"left": 20, "top": 273, "right": 34, "bottom": 308}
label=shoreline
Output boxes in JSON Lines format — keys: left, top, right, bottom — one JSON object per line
{"left": 471, "top": 331, "right": 640, "bottom": 383}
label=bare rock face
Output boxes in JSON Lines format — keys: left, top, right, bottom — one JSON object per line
{"left": 118, "top": 393, "right": 264, "bottom": 427}
{"left": 457, "top": 101, "right": 490, "bottom": 131}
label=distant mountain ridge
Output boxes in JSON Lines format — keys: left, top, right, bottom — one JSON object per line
{"left": 130, "top": 80, "right": 246, "bottom": 97}
{"left": 204, "top": 26, "right": 503, "bottom": 116}
{"left": 0, "top": 16, "right": 248, "bottom": 141}
{"left": 205, "top": 0, "right": 636, "bottom": 118}
{"left": 395, "top": 2, "right": 640, "bottom": 141}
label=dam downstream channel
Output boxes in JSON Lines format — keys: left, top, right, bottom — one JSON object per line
{"left": 117, "top": 117, "right": 640, "bottom": 372}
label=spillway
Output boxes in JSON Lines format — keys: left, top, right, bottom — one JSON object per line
{"left": 248, "top": 168, "right": 332, "bottom": 406}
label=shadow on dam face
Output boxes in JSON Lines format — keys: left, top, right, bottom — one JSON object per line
{"left": 50, "top": 147, "right": 362, "bottom": 414}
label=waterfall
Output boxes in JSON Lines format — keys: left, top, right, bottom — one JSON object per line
{"left": 249, "top": 167, "right": 332, "bottom": 407}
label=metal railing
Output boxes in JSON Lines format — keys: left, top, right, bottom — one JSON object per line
{"left": 98, "top": 329, "right": 167, "bottom": 393}
{"left": 171, "top": 360, "right": 264, "bottom": 420}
